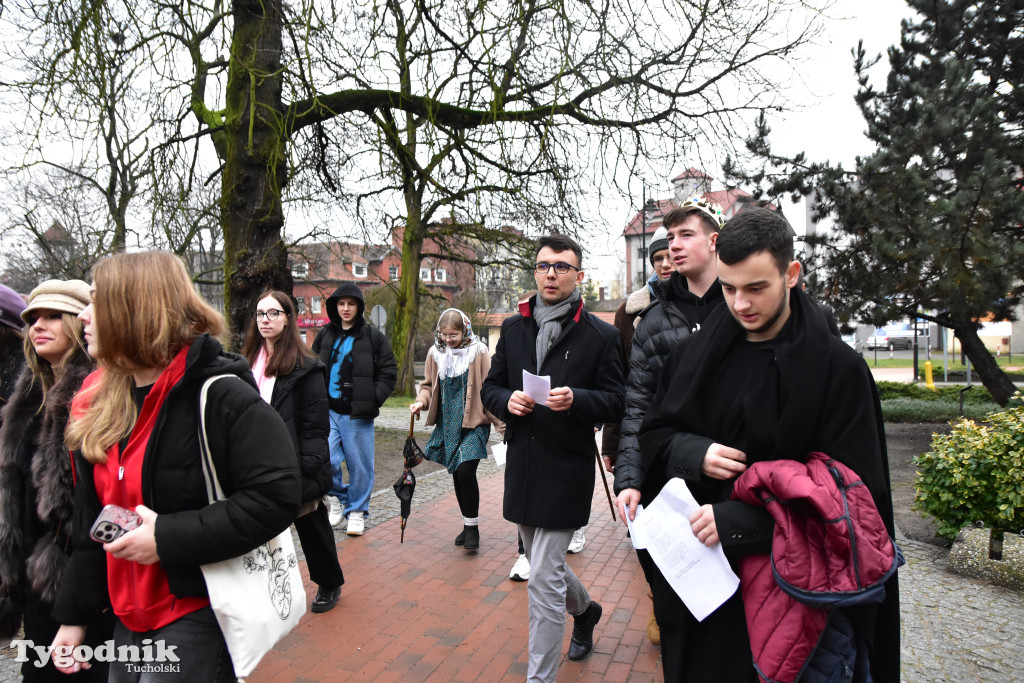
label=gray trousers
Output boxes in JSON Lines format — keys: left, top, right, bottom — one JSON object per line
{"left": 519, "top": 524, "right": 591, "bottom": 683}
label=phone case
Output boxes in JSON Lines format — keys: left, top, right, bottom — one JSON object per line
{"left": 89, "top": 504, "right": 142, "bottom": 543}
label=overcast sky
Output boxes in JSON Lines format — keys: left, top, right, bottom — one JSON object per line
{"left": 590, "top": 0, "right": 914, "bottom": 284}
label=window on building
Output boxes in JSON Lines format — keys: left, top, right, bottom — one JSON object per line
{"left": 420, "top": 268, "right": 431, "bottom": 281}
{"left": 353, "top": 262, "right": 367, "bottom": 278}
{"left": 434, "top": 268, "right": 447, "bottom": 283}
{"left": 296, "top": 297, "right": 306, "bottom": 314}
{"left": 312, "top": 296, "right": 322, "bottom": 314}
{"left": 389, "top": 265, "right": 399, "bottom": 281}
{"left": 291, "top": 262, "right": 308, "bottom": 278}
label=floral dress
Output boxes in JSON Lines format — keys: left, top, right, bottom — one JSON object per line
{"left": 424, "top": 367, "right": 489, "bottom": 474}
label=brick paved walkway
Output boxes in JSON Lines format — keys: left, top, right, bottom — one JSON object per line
{"left": 249, "top": 464, "right": 663, "bottom": 683}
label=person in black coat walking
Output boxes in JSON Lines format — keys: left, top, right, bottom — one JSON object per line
{"left": 312, "top": 282, "right": 397, "bottom": 536}
{"left": 481, "top": 234, "right": 625, "bottom": 683}
{"left": 243, "top": 290, "right": 344, "bottom": 613}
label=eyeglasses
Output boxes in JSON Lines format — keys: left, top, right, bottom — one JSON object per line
{"left": 534, "top": 262, "right": 580, "bottom": 275}
{"left": 252, "top": 309, "right": 285, "bottom": 321}
{"left": 440, "top": 333, "right": 463, "bottom": 341}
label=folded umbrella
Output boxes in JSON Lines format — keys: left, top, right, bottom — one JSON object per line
{"left": 394, "top": 413, "right": 424, "bottom": 542}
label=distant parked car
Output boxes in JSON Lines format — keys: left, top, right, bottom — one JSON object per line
{"left": 841, "top": 333, "right": 863, "bottom": 353}
{"left": 866, "top": 325, "right": 916, "bottom": 351}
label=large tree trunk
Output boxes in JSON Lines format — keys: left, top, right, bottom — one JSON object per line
{"left": 221, "top": 0, "right": 292, "bottom": 349}
{"left": 953, "top": 320, "right": 1018, "bottom": 406}
{"left": 392, "top": 214, "right": 424, "bottom": 396}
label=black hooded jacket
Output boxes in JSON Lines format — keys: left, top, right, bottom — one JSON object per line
{"left": 311, "top": 282, "right": 397, "bottom": 419}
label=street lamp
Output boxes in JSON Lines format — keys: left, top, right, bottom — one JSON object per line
{"left": 641, "top": 196, "right": 658, "bottom": 283}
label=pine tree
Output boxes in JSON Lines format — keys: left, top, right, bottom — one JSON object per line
{"left": 728, "top": 0, "right": 1024, "bottom": 405}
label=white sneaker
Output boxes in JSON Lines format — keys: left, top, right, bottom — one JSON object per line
{"left": 567, "top": 527, "right": 586, "bottom": 554}
{"left": 509, "top": 554, "right": 530, "bottom": 582}
{"left": 346, "top": 512, "right": 365, "bottom": 536}
{"left": 328, "top": 497, "right": 344, "bottom": 527}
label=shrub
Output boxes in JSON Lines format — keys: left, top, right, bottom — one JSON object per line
{"left": 914, "top": 400, "right": 1024, "bottom": 539}
{"left": 876, "top": 381, "right": 996, "bottom": 404}
{"left": 882, "top": 398, "right": 1000, "bottom": 423}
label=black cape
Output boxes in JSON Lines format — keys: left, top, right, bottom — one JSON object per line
{"left": 638, "top": 286, "right": 900, "bottom": 683}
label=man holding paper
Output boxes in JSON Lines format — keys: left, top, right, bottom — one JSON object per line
{"left": 482, "top": 234, "right": 624, "bottom": 683}
{"left": 637, "top": 207, "right": 900, "bottom": 682}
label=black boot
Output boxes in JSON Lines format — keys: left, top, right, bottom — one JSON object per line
{"left": 454, "top": 526, "right": 468, "bottom": 546}
{"left": 567, "top": 601, "right": 602, "bottom": 661}
{"left": 463, "top": 525, "right": 480, "bottom": 550}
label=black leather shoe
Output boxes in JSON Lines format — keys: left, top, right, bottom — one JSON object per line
{"left": 311, "top": 586, "right": 341, "bottom": 613}
{"left": 567, "top": 601, "right": 602, "bottom": 661}
{"left": 454, "top": 526, "right": 468, "bottom": 546}
{"left": 463, "top": 526, "right": 480, "bottom": 550}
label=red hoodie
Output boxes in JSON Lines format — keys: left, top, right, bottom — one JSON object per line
{"left": 77, "top": 347, "right": 209, "bottom": 631}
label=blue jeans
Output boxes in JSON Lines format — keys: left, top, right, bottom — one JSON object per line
{"left": 328, "top": 411, "right": 375, "bottom": 517}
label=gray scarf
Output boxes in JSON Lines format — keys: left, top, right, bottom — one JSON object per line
{"left": 534, "top": 289, "right": 581, "bottom": 370}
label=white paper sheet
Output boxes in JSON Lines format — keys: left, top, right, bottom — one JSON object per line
{"left": 629, "top": 478, "right": 740, "bottom": 622}
{"left": 490, "top": 442, "right": 507, "bottom": 466}
{"left": 522, "top": 370, "right": 551, "bottom": 405}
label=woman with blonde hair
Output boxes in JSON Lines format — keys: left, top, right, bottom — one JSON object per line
{"left": 410, "top": 308, "right": 502, "bottom": 551}
{"left": 242, "top": 290, "right": 343, "bottom": 613}
{"left": 0, "top": 279, "right": 114, "bottom": 682}
{"left": 51, "top": 252, "right": 298, "bottom": 681}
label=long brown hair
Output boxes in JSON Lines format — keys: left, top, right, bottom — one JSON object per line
{"left": 241, "top": 290, "right": 312, "bottom": 377}
{"left": 66, "top": 251, "right": 225, "bottom": 463}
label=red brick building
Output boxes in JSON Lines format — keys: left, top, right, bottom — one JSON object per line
{"left": 289, "top": 233, "right": 476, "bottom": 345}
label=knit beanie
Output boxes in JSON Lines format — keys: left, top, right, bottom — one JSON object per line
{"left": 0, "top": 284, "right": 27, "bottom": 331}
{"left": 21, "top": 279, "right": 92, "bottom": 323}
{"left": 648, "top": 226, "right": 669, "bottom": 265}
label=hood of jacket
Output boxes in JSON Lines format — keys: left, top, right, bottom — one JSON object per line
{"left": 326, "top": 282, "right": 365, "bottom": 329}
{"left": 182, "top": 333, "right": 257, "bottom": 390}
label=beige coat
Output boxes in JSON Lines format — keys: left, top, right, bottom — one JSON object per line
{"left": 416, "top": 342, "right": 504, "bottom": 434}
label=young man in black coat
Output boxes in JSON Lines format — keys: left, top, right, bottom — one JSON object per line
{"left": 636, "top": 207, "right": 900, "bottom": 682}
{"left": 481, "top": 234, "right": 624, "bottom": 683}
{"left": 312, "top": 282, "right": 397, "bottom": 536}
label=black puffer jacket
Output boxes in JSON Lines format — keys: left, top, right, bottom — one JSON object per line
{"left": 312, "top": 282, "right": 397, "bottom": 419}
{"left": 53, "top": 334, "right": 299, "bottom": 625}
{"left": 613, "top": 275, "right": 724, "bottom": 493}
{"left": 270, "top": 356, "right": 330, "bottom": 503}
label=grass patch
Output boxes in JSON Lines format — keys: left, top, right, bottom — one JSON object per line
{"left": 383, "top": 394, "right": 417, "bottom": 409}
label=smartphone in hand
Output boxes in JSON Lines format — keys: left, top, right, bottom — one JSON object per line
{"left": 89, "top": 504, "right": 142, "bottom": 544}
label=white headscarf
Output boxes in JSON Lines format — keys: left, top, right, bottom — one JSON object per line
{"left": 433, "top": 308, "right": 480, "bottom": 379}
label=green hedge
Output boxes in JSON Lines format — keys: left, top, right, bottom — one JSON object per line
{"left": 877, "top": 381, "right": 1002, "bottom": 422}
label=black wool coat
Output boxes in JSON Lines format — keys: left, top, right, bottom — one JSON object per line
{"left": 270, "top": 356, "right": 331, "bottom": 503}
{"left": 481, "top": 296, "right": 624, "bottom": 529}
